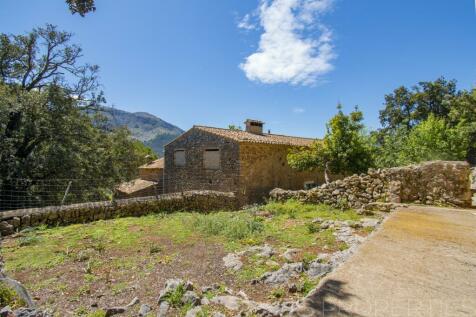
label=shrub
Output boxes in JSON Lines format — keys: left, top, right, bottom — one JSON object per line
{"left": 162, "top": 284, "right": 186, "bottom": 307}
{"left": 0, "top": 282, "right": 26, "bottom": 309}
{"left": 18, "top": 235, "right": 41, "bottom": 247}
{"left": 189, "top": 212, "right": 264, "bottom": 241}
{"left": 306, "top": 223, "right": 320, "bottom": 234}
{"left": 87, "top": 309, "right": 106, "bottom": 317}
{"left": 149, "top": 245, "right": 162, "bottom": 254}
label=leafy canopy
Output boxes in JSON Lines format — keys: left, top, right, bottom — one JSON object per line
{"left": 288, "top": 105, "right": 374, "bottom": 181}
{"left": 0, "top": 25, "right": 154, "bottom": 209}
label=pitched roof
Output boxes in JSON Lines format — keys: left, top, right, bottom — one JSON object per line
{"left": 194, "top": 126, "right": 315, "bottom": 147}
{"left": 139, "top": 158, "right": 164, "bottom": 170}
{"left": 116, "top": 178, "right": 157, "bottom": 194}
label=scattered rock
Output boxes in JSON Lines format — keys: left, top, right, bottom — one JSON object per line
{"left": 210, "top": 295, "right": 243, "bottom": 311}
{"left": 307, "top": 261, "right": 332, "bottom": 278}
{"left": 104, "top": 307, "right": 125, "bottom": 317}
{"left": 222, "top": 253, "right": 243, "bottom": 271}
{"left": 281, "top": 248, "right": 300, "bottom": 262}
{"left": 12, "top": 308, "right": 50, "bottom": 317}
{"left": 157, "top": 301, "right": 170, "bottom": 317}
{"left": 158, "top": 279, "right": 192, "bottom": 303}
{"left": 138, "top": 304, "right": 151, "bottom": 317}
{"left": 181, "top": 290, "right": 201, "bottom": 306}
{"left": 185, "top": 306, "right": 202, "bottom": 317}
{"left": 248, "top": 244, "right": 275, "bottom": 258}
{"left": 212, "top": 313, "right": 226, "bottom": 317}
{"left": 0, "top": 306, "right": 13, "bottom": 317}
{"left": 260, "top": 262, "right": 304, "bottom": 284}
{"left": 361, "top": 218, "right": 380, "bottom": 228}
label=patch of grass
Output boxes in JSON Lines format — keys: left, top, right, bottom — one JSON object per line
{"left": 271, "top": 287, "right": 285, "bottom": 299}
{"left": 264, "top": 200, "right": 361, "bottom": 222}
{"left": 86, "top": 310, "right": 106, "bottom": 317}
{"left": 162, "top": 283, "right": 186, "bottom": 307}
{"left": 298, "top": 277, "right": 319, "bottom": 296}
{"left": 18, "top": 234, "right": 41, "bottom": 247}
{"left": 0, "top": 281, "right": 26, "bottom": 309}
{"left": 188, "top": 212, "right": 264, "bottom": 241}
{"left": 111, "top": 281, "right": 128, "bottom": 295}
{"left": 306, "top": 222, "right": 320, "bottom": 234}
{"left": 149, "top": 244, "right": 162, "bottom": 254}
{"left": 74, "top": 305, "right": 89, "bottom": 316}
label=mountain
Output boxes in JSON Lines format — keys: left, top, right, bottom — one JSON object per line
{"left": 100, "top": 106, "right": 184, "bottom": 156}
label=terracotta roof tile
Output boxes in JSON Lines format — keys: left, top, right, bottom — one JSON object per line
{"left": 194, "top": 126, "right": 315, "bottom": 146}
{"left": 139, "top": 158, "right": 164, "bottom": 169}
{"left": 117, "top": 178, "right": 157, "bottom": 194}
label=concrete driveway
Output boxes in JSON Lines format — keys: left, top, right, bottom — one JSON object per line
{"left": 292, "top": 206, "right": 476, "bottom": 317}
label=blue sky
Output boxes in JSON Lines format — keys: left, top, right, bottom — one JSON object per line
{"left": 1, "top": 0, "right": 475, "bottom": 137}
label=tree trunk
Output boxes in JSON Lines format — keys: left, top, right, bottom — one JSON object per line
{"left": 324, "top": 162, "right": 330, "bottom": 184}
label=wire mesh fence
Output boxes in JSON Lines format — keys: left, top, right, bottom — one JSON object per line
{"left": 0, "top": 178, "right": 121, "bottom": 211}
{"left": 0, "top": 174, "right": 233, "bottom": 212}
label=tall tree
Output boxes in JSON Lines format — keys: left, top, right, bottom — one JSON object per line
{"left": 66, "top": 0, "right": 96, "bottom": 17}
{"left": 288, "top": 105, "right": 374, "bottom": 183}
{"left": 0, "top": 25, "right": 152, "bottom": 210}
{"left": 379, "top": 77, "right": 458, "bottom": 132}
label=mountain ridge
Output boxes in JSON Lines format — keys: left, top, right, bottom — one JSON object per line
{"left": 100, "top": 106, "right": 184, "bottom": 156}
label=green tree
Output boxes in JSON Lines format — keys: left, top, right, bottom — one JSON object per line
{"left": 66, "top": 0, "right": 96, "bottom": 16}
{"left": 288, "top": 106, "right": 374, "bottom": 183}
{"left": 379, "top": 77, "right": 458, "bottom": 132}
{"left": 398, "top": 115, "right": 470, "bottom": 164}
{"left": 0, "top": 25, "right": 152, "bottom": 209}
{"left": 377, "top": 78, "right": 476, "bottom": 165}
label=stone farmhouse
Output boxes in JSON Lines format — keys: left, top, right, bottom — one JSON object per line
{"left": 116, "top": 158, "right": 164, "bottom": 198}
{"left": 163, "top": 120, "right": 324, "bottom": 204}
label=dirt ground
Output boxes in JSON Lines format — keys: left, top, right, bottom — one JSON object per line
{"left": 1, "top": 202, "right": 368, "bottom": 316}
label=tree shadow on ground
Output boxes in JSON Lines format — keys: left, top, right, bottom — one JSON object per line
{"left": 294, "top": 279, "right": 363, "bottom": 317}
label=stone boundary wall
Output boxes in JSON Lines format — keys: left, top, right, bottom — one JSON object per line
{"left": 0, "top": 190, "right": 238, "bottom": 236}
{"left": 270, "top": 161, "right": 473, "bottom": 210}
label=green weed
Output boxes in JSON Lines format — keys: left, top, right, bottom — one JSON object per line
{"left": 0, "top": 282, "right": 26, "bottom": 309}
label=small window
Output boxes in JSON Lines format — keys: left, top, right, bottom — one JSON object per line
{"left": 204, "top": 149, "right": 220, "bottom": 170}
{"left": 174, "top": 150, "right": 186, "bottom": 167}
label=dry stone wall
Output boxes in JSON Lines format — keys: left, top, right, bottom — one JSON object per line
{"left": 0, "top": 191, "right": 238, "bottom": 236}
{"left": 270, "top": 161, "right": 473, "bottom": 210}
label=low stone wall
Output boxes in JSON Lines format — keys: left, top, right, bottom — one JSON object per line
{"left": 0, "top": 190, "right": 238, "bottom": 236}
{"left": 270, "top": 161, "right": 473, "bottom": 210}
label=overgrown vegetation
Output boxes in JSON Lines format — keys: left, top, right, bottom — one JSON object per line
{"left": 2, "top": 200, "right": 363, "bottom": 273}
{"left": 0, "top": 201, "right": 371, "bottom": 314}
{"left": 0, "top": 25, "right": 156, "bottom": 210}
{"left": 0, "top": 282, "right": 26, "bottom": 309}
{"left": 288, "top": 78, "right": 476, "bottom": 176}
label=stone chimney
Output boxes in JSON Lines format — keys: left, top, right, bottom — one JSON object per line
{"left": 244, "top": 119, "right": 264, "bottom": 135}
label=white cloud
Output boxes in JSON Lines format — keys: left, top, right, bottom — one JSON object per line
{"left": 293, "top": 107, "right": 305, "bottom": 113}
{"left": 238, "top": 13, "right": 257, "bottom": 30}
{"left": 239, "top": 0, "right": 336, "bottom": 86}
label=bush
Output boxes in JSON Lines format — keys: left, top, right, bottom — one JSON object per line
{"left": 189, "top": 212, "right": 264, "bottom": 241}
{"left": 0, "top": 282, "right": 26, "bottom": 309}
{"left": 18, "top": 235, "right": 41, "bottom": 247}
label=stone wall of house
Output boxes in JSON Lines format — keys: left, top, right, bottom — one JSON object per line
{"left": 164, "top": 129, "right": 241, "bottom": 194}
{"left": 0, "top": 191, "right": 238, "bottom": 236}
{"left": 270, "top": 161, "right": 473, "bottom": 209}
{"left": 239, "top": 143, "right": 327, "bottom": 204}
{"left": 139, "top": 168, "right": 163, "bottom": 182}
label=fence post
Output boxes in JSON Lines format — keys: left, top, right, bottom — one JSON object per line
{"left": 61, "top": 181, "right": 72, "bottom": 206}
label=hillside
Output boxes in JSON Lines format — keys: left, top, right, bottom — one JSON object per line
{"left": 100, "top": 106, "right": 183, "bottom": 156}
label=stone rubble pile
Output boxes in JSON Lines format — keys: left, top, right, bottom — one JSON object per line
{"left": 270, "top": 161, "right": 473, "bottom": 210}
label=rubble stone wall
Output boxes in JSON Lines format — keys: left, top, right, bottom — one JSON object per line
{"left": 270, "top": 161, "right": 473, "bottom": 210}
{"left": 0, "top": 191, "right": 238, "bottom": 236}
